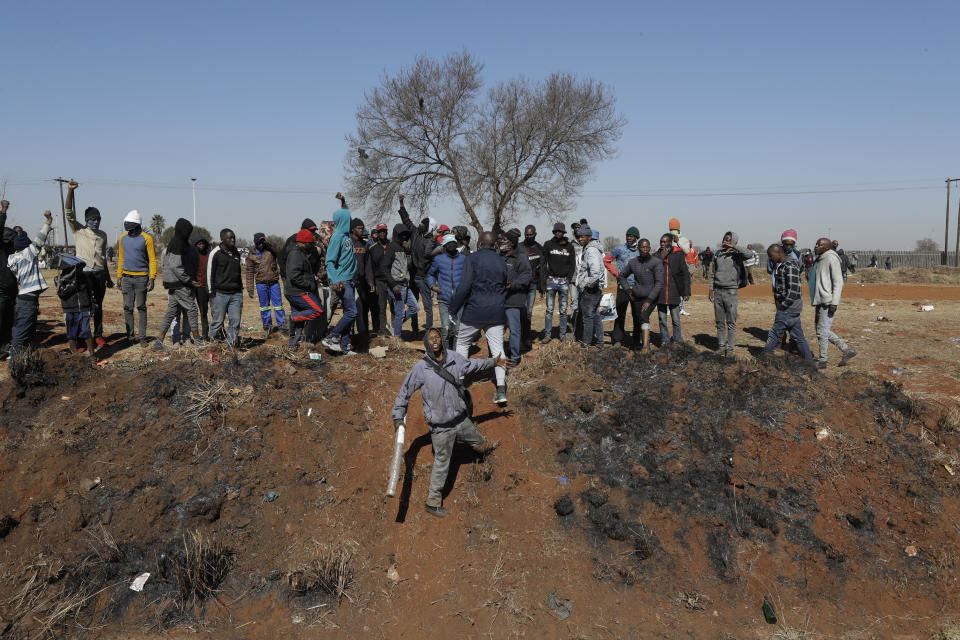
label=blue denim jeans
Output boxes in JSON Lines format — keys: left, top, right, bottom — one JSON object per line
{"left": 578, "top": 287, "right": 603, "bottom": 346}
{"left": 524, "top": 284, "right": 537, "bottom": 341}
{"left": 329, "top": 281, "right": 358, "bottom": 350}
{"left": 505, "top": 307, "right": 522, "bottom": 362}
{"left": 543, "top": 280, "right": 569, "bottom": 338}
{"left": 413, "top": 277, "right": 434, "bottom": 329}
{"left": 9, "top": 293, "right": 39, "bottom": 359}
{"left": 763, "top": 311, "right": 814, "bottom": 361}
{"left": 210, "top": 291, "right": 243, "bottom": 345}
{"left": 390, "top": 285, "right": 419, "bottom": 336}
{"left": 437, "top": 299, "right": 462, "bottom": 347}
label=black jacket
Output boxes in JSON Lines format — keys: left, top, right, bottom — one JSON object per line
{"left": 398, "top": 206, "right": 437, "bottom": 277}
{"left": 370, "top": 240, "right": 391, "bottom": 282}
{"left": 449, "top": 246, "right": 508, "bottom": 325}
{"left": 540, "top": 237, "right": 576, "bottom": 287}
{"left": 522, "top": 240, "right": 545, "bottom": 291}
{"left": 0, "top": 210, "right": 18, "bottom": 293}
{"left": 658, "top": 247, "right": 691, "bottom": 305}
{"left": 209, "top": 244, "right": 243, "bottom": 294}
{"left": 285, "top": 244, "right": 319, "bottom": 298}
{"left": 503, "top": 248, "right": 533, "bottom": 309}
{"left": 384, "top": 224, "right": 412, "bottom": 289}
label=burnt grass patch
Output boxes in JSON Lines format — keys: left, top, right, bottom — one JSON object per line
{"left": 531, "top": 345, "right": 956, "bottom": 587}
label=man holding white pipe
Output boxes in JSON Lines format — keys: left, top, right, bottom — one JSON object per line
{"left": 392, "top": 328, "right": 511, "bottom": 518}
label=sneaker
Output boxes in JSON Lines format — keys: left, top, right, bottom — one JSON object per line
{"left": 151, "top": 339, "right": 165, "bottom": 352}
{"left": 679, "top": 310, "right": 691, "bottom": 316}
{"left": 541, "top": 335, "right": 552, "bottom": 345}
{"left": 342, "top": 350, "right": 359, "bottom": 356}
{"left": 493, "top": 386, "right": 507, "bottom": 405}
{"left": 424, "top": 504, "right": 449, "bottom": 518}
{"left": 322, "top": 336, "right": 342, "bottom": 352}
{"left": 838, "top": 349, "right": 857, "bottom": 367}
{"left": 95, "top": 337, "right": 107, "bottom": 348}
{"left": 816, "top": 361, "right": 828, "bottom": 370}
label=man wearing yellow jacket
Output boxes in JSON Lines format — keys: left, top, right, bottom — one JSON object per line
{"left": 117, "top": 210, "right": 157, "bottom": 346}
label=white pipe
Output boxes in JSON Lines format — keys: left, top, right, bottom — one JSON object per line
{"left": 386, "top": 421, "right": 406, "bottom": 497}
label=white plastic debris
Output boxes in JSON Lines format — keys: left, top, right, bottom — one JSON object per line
{"left": 869, "top": 302, "right": 876, "bottom": 307}
{"left": 306, "top": 408, "right": 313, "bottom": 417}
{"left": 905, "top": 545, "right": 918, "bottom": 557}
{"left": 918, "top": 305, "right": 934, "bottom": 312}
{"left": 129, "top": 572, "right": 151, "bottom": 592}
{"left": 309, "top": 352, "right": 322, "bottom": 360}
{"left": 891, "top": 368, "right": 904, "bottom": 376}
{"left": 387, "top": 564, "right": 400, "bottom": 582}
{"left": 816, "top": 428, "right": 830, "bottom": 441}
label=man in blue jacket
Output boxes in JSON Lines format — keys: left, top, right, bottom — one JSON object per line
{"left": 428, "top": 233, "right": 466, "bottom": 349}
{"left": 448, "top": 231, "right": 510, "bottom": 406}
{"left": 322, "top": 193, "right": 358, "bottom": 355}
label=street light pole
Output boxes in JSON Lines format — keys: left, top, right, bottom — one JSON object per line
{"left": 191, "top": 177, "right": 197, "bottom": 226}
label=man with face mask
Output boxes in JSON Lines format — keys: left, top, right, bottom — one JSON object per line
{"left": 392, "top": 327, "right": 509, "bottom": 517}
{"left": 245, "top": 232, "right": 284, "bottom": 336}
{"left": 521, "top": 225, "right": 543, "bottom": 347}
{"left": 540, "top": 223, "right": 576, "bottom": 342}
{"left": 64, "top": 181, "right": 113, "bottom": 347}
{"left": 207, "top": 228, "right": 243, "bottom": 347}
{"left": 117, "top": 210, "right": 157, "bottom": 346}
{"left": 193, "top": 235, "right": 211, "bottom": 341}
{"left": 500, "top": 229, "right": 532, "bottom": 363}
{"left": 397, "top": 194, "right": 437, "bottom": 335}
{"left": 617, "top": 238, "right": 664, "bottom": 351}
{"left": 603, "top": 226, "right": 640, "bottom": 346}
{"left": 428, "top": 233, "right": 466, "bottom": 349}
{"left": 153, "top": 218, "right": 201, "bottom": 350}
{"left": 369, "top": 223, "right": 392, "bottom": 336}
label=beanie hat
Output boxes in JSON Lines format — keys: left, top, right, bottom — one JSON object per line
{"left": 781, "top": 229, "right": 798, "bottom": 242}
{"left": 300, "top": 218, "right": 318, "bottom": 231}
{"left": 626, "top": 226, "right": 640, "bottom": 238}
{"left": 669, "top": 217, "right": 680, "bottom": 231}
{"left": 505, "top": 228, "right": 521, "bottom": 245}
{"left": 351, "top": 218, "right": 364, "bottom": 229}
{"left": 552, "top": 222, "right": 566, "bottom": 233}
{"left": 253, "top": 232, "right": 266, "bottom": 244}
{"left": 124, "top": 210, "right": 141, "bottom": 225}
{"left": 84, "top": 206, "right": 101, "bottom": 221}
{"left": 437, "top": 224, "right": 450, "bottom": 234}
{"left": 442, "top": 233, "right": 457, "bottom": 245}
{"left": 295, "top": 229, "right": 314, "bottom": 243}
{"left": 577, "top": 225, "right": 593, "bottom": 238}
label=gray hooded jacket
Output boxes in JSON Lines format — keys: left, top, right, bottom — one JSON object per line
{"left": 392, "top": 333, "right": 497, "bottom": 429}
{"left": 709, "top": 231, "right": 752, "bottom": 290}
{"left": 575, "top": 239, "right": 605, "bottom": 291}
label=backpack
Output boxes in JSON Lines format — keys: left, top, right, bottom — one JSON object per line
{"left": 55, "top": 264, "right": 81, "bottom": 301}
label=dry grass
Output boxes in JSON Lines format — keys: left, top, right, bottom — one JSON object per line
{"left": 162, "top": 531, "right": 232, "bottom": 611}
{"left": 8, "top": 346, "right": 47, "bottom": 387}
{"left": 938, "top": 407, "right": 960, "bottom": 433}
{"left": 182, "top": 380, "right": 253, "bottom": 422}
{"left": 852, "top": 265, "right": 960, "bottom": 285}
{"left": 286, "top": 539, "right": 358, "bottom": 605}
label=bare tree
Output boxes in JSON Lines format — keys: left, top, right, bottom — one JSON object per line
{"left": 345, "top": 51, "right": 625, "bottom": 234}
{"left": 603, "top": 236, "right": 620, "bottom": 252}
{"left": 915, "top": 237, "right": 939, "bottom": 252}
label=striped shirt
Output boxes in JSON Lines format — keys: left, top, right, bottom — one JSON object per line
{"left": 7, "top": 223, "right": 51, "bottom": 295}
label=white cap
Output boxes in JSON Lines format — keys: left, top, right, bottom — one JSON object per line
{"left": 124, "top": 210, "right": 141, "bottom": 225}
{"left": 442, "top": 233, "right": 457, "bottom": 245}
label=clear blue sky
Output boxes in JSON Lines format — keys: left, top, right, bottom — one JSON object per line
{"left": 3, "top": 0, "right": 959, "bottom": 251}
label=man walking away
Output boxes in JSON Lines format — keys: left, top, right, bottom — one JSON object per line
{"left": 700, "top": 247, "right": 713, "bottom": 279}
{"left": 65, "top": 181, "right": 113, "bottom": 347}
{"left": 521, "top": 225, "right": 543, "bottom": 348}
{"left": 322, "top": 194, "right": 359, "bottom": 355}
{"left": 193, "top": 235, "right": 211, "bottom": 340}
{"left": 0, "top": 199, "right": 19, "bottom": 358}
{"left": 154, "top": 218, "right": 201, "bottom": 349}
{"left": 603, "top": 226, "right": 640, "bottom": 346}
{"left": 7, "top": 210, "right": 52, "bottom": 361}
{"left": 656, "top": 233, "right": 690, "bottom": 345}
{"left": 760, "top": 244, "right": 813, "bottom": 362}
{"left": 369, "top": 223, "right": 392, "bottom": 336}
{"left": 117, "top": 210, "right": 157, "bottom": 346}
{"left": 286, "top": 229, "right": 325, "bottom": 349}
{"left": 574, "top": 225, "right": 605, "bottom": 348}
{"left": 617, "top": 238, "right": 664, "bottom": 351}
{"left": 428, "top": 233, "right": 466, "bottom": 349}
{"left": 708, "top": 231, "right": 750, "bottom": 357}
{"left": 501, "top": 230, "right": 532, "bottom": 363}
{"left": 540, "top": 223, "right": 576, "bottom": 343}
{"left": 449, "top": 231, "right": 510, "bottom": 406}
{"left": 392, "top": 328, "right": 508, "bottom": 517}
{"left": 246, "top": 232, "right": 284, "bottom": 336}
{"left": 810, "top": 237, "right": 856, "bottom": 369}
{"left": 386, "top": 225, "right": 419, "bottom": 336}
{"left": 207, "top": 228, "right": 244, "bottom": 347}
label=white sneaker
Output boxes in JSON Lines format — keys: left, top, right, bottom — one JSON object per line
{"left": 342, "top": 350, "right": 359, "bottom": 356}
{"left": 680, "top": 310, "right": 691, "bottom": 316}
{"left": 322, "top": 336, "right": 342, "bottom": 352}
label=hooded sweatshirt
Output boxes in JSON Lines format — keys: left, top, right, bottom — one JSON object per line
{"left": 709, "top": 232, "right": 750, "bottom": 291}
{"left": 391, "top": 331, "right": 498, "bottom": 428}
{"left": 503, "top": 245, "right": 532, "bottom": 309}
{"left": 575, "top": 238, "right": 605, "bottom": 291}
{"left": 325, "top": 208, "right": 357, "bottom": 285}
{"left": 385, "top": 224, "right": 412, "bottom": 288}
{"left": 605, "top": 241, "right": 640, "bottom": 284}
{"left": 398, "top": 205, "right": 438, "bottom": 277}
{"left": 0, "top": 209, "right": 18, "bottom": 293}
{"left": 162, "top": 219, "right": 198, "bottom": 290}
{"left": 541, "top": 236, "right": 576, "bottom": 287}
{"left": 810, "top": 249, "right": 844, "bottom": 307}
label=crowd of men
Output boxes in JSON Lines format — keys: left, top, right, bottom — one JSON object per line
{"left": 2, "top": 189, "right": 860, "bottom": 377}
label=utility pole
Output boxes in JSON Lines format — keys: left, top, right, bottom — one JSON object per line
{"left": 948, "top": 179, "right": 960, "bottom": 267}
{"left": 54, "top": 177, "right": 70, "bottom": 251}
{"left": 191, "top": 177, "right": 197, "bottom": 226}
{"left": 955, "top": 187, "right": 960, "bottom": 267}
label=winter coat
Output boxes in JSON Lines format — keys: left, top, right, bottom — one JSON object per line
{"left": 709, "top": 232, "right": 750, "bottom": 290}
{"left": 162, "top": 250, "right": 195, "bottom": 290}
{"left": 351, "top": 235, "right": 375, "bottom": 289}
{"left": 285, "top": 244, "right": 320, "bottom": 298}
{"left": 207, "top": 244, "right": 243, "bottom": 294}
{"left": 245, "top": 245, "right": 280, "bottom": 295}
{"left": 503, "top": 248, "right": 532, "bottom": 309}
{"left": 325, "top": 208, "right": 357, "bottom": 285}
{"left": 658, "top": 246, "right": 690, "bottom": 305}
{"left": 163, "top": 219, "right": 197, "bottom": 290}
{"left": 811, "top": 249, "right": 844, "bottom": 307}
{"left": 370, "top": 240, "right": 391, "bottom": 282}
{"left": 574, "top": 239, "right": 605, "bottom": 292}
{"left": 398, "top": 206, "right": 438, "bottom": 277}
{"left": 392, "top": 333, "right": 498, "bottom": 428}
{"left": 427, "top": 249, "right": 466, "bottom": 304}
{"left": 522, "top": 240, "right": 544, "bottom": 290}
{"left": 619, "top": 255, "right": 664, "bottom": 303}
{"left": 448, "top": 246, "right": 508, "bottom": 326}
{"left": 55, "top": 259, "right": 92, "bottom": 313}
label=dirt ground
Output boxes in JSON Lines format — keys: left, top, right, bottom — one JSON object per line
{"left": 0, "top": 266, "right": 959, "bottom": 639}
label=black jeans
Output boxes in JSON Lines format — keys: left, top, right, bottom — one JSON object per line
{"left": 195, "top": 286, "right": 210, "bottom": 339}
{"left": 375, "top": 279, "right": 391, "bottom": 333}
{"left": 86, "top": 270, "right": 109, "bottom": 338}
{"left": 611, "top": 286, "right": 637, "bottom": 345}
{"left": 0, "top": 286, "right": 16, "bottom": 351}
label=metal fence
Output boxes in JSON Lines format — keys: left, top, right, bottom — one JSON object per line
{"left": 755, "top": 251, "right": 958, "bottom": 271}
